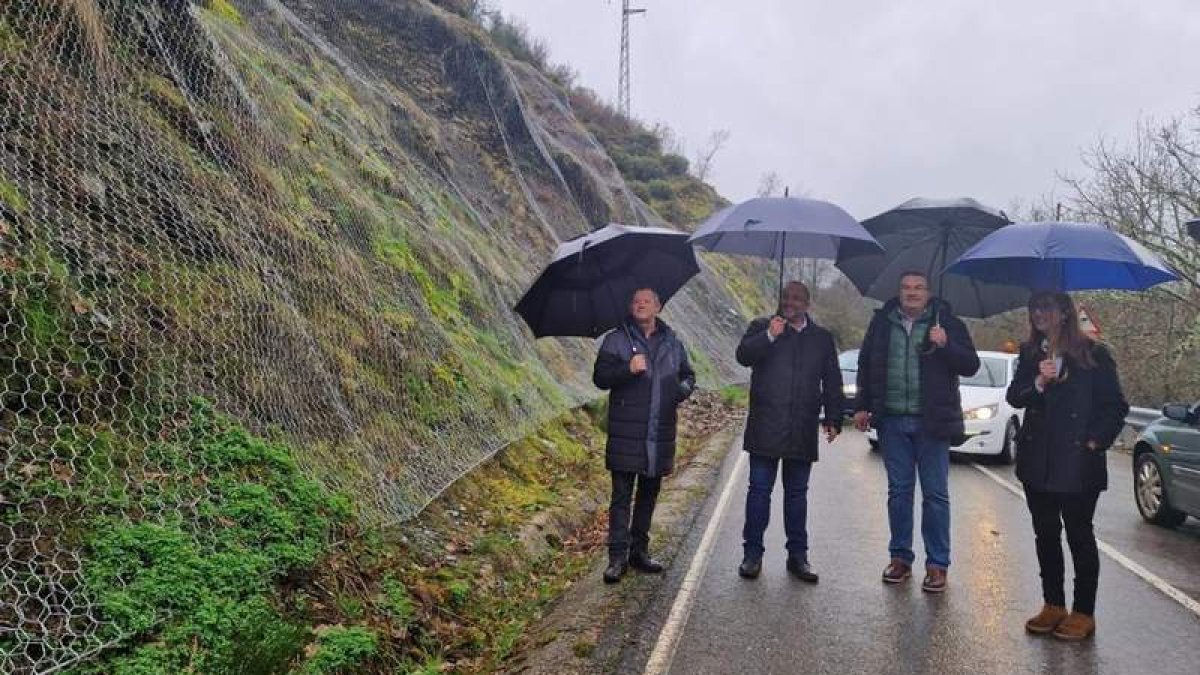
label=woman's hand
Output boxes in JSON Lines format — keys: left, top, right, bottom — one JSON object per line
{"left": 1036, "top": 359, "right": 1058, "bottom": 389}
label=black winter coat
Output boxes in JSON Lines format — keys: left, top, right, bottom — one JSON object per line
{"left": 855, "top": 298, "right": 980, "bottom": 441}
{"left": 593, "top": 317, "right": 695, "bottom": 477}
{"left": 737, "top": 316, "right": 843, "bottom": 461}
{"left": 1006, "top": 342, "right": 1129, "bottom": 493}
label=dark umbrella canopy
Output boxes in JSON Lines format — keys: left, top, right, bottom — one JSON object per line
{"left": 689, "top": 197, "right": 879, "bottom": 259}
{"left": 688, "top": 196, "right": 881, "bottom": 301}
{"left": 514, "top": 223, "right": 699, "bottom": 338}
{"left": 835, "top": 197, "right": 1029, "bottom": 319}
{"left": 946, "top": 221, "right": 1181, "bottom": 293}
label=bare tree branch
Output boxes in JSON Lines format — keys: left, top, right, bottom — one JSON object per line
{"left": 756, "top": 171, "right": 782, "bottom": 198}
{"left": 692, "top": 129, "right": 730, "bottom": 182}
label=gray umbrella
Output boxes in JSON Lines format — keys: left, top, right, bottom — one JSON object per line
{"left": 835, "top": 197, "right": 1029, "bottom": 320}
{"left": 688, "top": 195, "right": 882, "bottom": 303}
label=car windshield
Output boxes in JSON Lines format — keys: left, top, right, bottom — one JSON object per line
{"left": 961, "top": 357, "right": 1008, "bottom": 388}
{"left": 839, "top": 350, "right": 859, "bottom": 372}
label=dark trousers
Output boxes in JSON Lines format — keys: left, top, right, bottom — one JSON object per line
{"left": 742, "top": 454, "right": 813, "bottom": 561}
{"left": 608, "top": 471, "right": 662, "bottom": 559}
{"left": 1025, "top": 489, "right": 1101, "bottom": 615}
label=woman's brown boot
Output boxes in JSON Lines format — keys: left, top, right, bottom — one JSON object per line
{"left": 1025, "top": 604, "right": 1068, "bottom": 634}
{"left": 1052, "top": 612, "right": 1096, "bottom": 641}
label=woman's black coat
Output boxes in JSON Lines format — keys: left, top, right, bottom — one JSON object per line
{"left": 1006, "top": 342, "right": 1129, "bottom": 493}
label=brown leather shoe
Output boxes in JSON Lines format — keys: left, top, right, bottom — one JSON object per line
{"left": 1025, "top": 604, "right": 1068, "bottom": 634}
{"left": 921, "top": 566, "right": 947, "bottom": 593}
{"left": 1052, "top": 612, "right": 1096, "bottom": 641}
{"left": 881, "top": 559, "right": 911, "bottom": 584}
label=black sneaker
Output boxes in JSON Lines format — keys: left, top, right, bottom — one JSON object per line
{"left": 603, "top": 558, "right": 628, "bottom": 584}
{"left": 738, "top": 557, "right": 762, "bottom": 579}
{"left": 786, "top": 557, "right": 819, "bottom": 583}
{"left": 629, "top": 551, "right": 664, "bottom": 573}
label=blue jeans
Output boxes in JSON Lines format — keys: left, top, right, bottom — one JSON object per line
{"left": 742, "top": 454, "right": 813, "bottom": 562}
{"left": 879, "top": 416, "right": 951, "bottom": 569}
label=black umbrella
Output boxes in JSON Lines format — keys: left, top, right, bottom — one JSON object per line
{"left": 514, "top": 223, "right": 699, "bottom": 338}
{"left": 835, "top": 197, "right": 1028, "bottom": 320}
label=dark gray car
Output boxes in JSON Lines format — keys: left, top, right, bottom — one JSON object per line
{"left": 1132, "top": 402, "right": 1200, "bottom": 527}
{"left": 838, "top": 349, "right": 859, "bottom": 418}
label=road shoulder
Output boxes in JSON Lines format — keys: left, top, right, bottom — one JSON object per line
{"left": 502, "top": 422, "right": 741, "bottom": 674}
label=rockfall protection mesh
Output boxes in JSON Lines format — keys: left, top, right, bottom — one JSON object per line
{"left": 0, "top": 1, "right": 752, "bottom": 671}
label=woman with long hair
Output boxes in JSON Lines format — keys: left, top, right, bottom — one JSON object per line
{"left": 1006, "top": 291, "right": 1129, "bottom": 641}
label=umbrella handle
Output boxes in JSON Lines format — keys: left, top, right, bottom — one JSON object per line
{"left": 920, "top": 305, "right": 943, "bottom": 355}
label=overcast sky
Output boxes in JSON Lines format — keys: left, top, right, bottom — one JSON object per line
{"left": 490, "top": 0, "right": 1200, "bottom": 220}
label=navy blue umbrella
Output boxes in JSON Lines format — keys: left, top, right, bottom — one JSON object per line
{"left": 688, "top": 195, "right": 881, "bottom": 302}
{"left": 514, "top": 223, "right": 699, "bottom": 338}
{"left": 945, "top": 221, "right": 1180, "bottom": 296}
{"left": 835, "top": 197, "right": 1027, "bottom": 320}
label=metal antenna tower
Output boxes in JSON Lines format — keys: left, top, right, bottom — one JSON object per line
{"left": 619, "top": 0, "right": 645, "bottom": 117}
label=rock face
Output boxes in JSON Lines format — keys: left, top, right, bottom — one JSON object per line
{"left": 0, "top": 1, "right": 764, "bottom": 671}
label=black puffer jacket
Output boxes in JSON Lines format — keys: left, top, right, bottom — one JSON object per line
{"left": 855, "top": 298, "right": 980, "bottom": 441}
{"left": 593, "top": 317, "right": 695, "bottom": 477}
{"left": 736, "top": 316, "right": 843, "bottom": 461}
{"left": 1007, "top": 342, "right": 1129, "bottom": 493}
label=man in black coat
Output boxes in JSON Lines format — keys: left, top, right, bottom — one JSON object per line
{"left": 853, "top": 271, "right": 979, "bottom": 593}
{"left": 593, "top": 287, "right": 696, "bottom": 583}
{"left": 735, "top": 281, "right": 843, "bottom": 582}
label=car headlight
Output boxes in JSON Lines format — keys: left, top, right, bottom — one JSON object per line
{"left": 843, "top": 383, "right": 858, "bottom": 396}
{"left": 964, "top": 404, "right": 998, "bottom": 421}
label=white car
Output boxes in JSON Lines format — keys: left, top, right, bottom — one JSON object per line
{"left": 862, "top": 351, "right": 1023, "bottom": 464}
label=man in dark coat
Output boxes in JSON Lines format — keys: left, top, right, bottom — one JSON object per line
{"left": 853, "top": 271, "right": 979, "bottom": 593}
{"left": 735, "top": 281, "right": 843, "bottom": 582}
{"left": 593, "top": 287, "right": 696, "bottom": 583}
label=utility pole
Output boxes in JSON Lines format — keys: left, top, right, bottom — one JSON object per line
{"left": 619, "top": 0, "right": 646, "bottom": 118}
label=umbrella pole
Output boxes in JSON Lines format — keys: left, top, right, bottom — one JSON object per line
{"left": 776, "top": 232, "right": 786, "bottom": 314}
{"left": 592, "top": 248, "right": 637, "bottom": 349}
{"left": 934, "top": 272, "right": 943, "bottom": 328}
{"left": 933, "top": 228, "right": 950, "bottom": 328}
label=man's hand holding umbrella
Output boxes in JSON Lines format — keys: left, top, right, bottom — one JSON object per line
{"left": 767, "top": 315, "right": 787, "bottom": 339}
{"left": 928, "top": 325, "right": 948, "bottom": 349}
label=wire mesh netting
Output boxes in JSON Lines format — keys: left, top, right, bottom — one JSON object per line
{"left": 0, "top": 1, "right": 755, "bottom": 671}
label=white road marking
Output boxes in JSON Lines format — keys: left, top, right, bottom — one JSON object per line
{"left": 643, "top": 447, "right": 747, "bottom": 675}
{"left": 970, "top": 463, "right": 1200, "bottom": 618}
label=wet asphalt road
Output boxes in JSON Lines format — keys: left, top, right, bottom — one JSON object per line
{"left": 618, "top": 430, "right": 1200, "bottom": 675}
